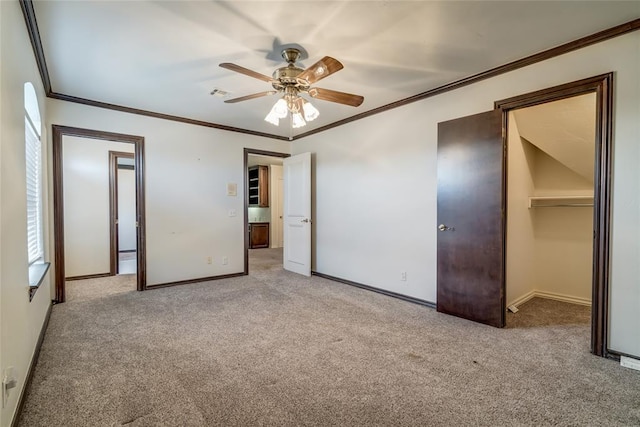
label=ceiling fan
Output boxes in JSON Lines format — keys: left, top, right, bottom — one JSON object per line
{"left": 219, "top": 48, "right": 364, "bottom": 128}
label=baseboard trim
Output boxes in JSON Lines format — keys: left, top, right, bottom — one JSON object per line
{"left": 604, "top": 351, "right": 622, "bottom": 362}
{"left": 311, "top": 271, "right": 436, "bottom": 309}
{"left": 510, "top": 290, "right": 591, "bottom": 308}
{"left": 65, "top": 272, "right": 112, "bottom": 281}
{"left": 11, "top": 300, "right": 53, "bottom": 427}
{"left": 508, "top": 290, "right": 537, "bottom": 308}
{"left": 535, "top": 290, "right": 591, "bottom": 306}
{"left": 148, "top": 272, "right": 245, "bottom": 289}
{"left": 601, "top": 346, "right": 640, "bottom": 362}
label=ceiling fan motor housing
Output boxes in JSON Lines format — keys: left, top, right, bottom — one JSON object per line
{"left": 220, "top": 46, "right": 363, "bottom": 107}
{"left": 271, "top": 48, "right": 310, "bottom": 91}
{"left": 272, "top": 69, "right": 310, "bottom": 94}
{"left": 273, "top": 66, "right": 307, "bottom": 85}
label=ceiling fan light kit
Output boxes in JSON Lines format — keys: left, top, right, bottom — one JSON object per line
{"left": 302, "top": 100, "right": 320, "bottom": 121}
{"left": 219, "top": 47, "right": 364, "bottom": 130}
{"left": 264, "top": 87, "right": 322, "bottom": 127}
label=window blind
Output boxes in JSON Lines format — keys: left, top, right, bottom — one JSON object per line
{"left": 25, "top": 116, "right": 43, "bottom": 264}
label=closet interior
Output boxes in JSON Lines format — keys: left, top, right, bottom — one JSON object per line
{"left": 506, "top": 93, "right": 596, "bottom": 314}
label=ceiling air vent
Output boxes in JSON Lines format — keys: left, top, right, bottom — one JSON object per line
{"left": 210, "top": 88, "right": 230, "bottom": 98}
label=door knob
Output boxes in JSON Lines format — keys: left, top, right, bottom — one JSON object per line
{"left": 438, "top": 224, "right": 454, "bottom": 232}
{"left": 301, "top": 218, "right": 310, "bottom": 223}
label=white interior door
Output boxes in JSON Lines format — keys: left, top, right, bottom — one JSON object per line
{"left": 277, "top": 175, "right": 284, "bottom": 247}
{"left": 269, "top": 164, "right": 284, "bottom": 248}
{"left": 283, "top": 152, "right": 311, "bottom": 276}
{"left": 117, "top": 167, "right": 137, "bottom": 252}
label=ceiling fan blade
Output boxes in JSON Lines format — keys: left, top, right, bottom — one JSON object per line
{"left": 308, "top": 87, "right": 364, "bottom": 107}
{"left": 224, "top": 91, "right": 278, "bottom": 103}
{"left": 219, "top": 63, "right": 274, "bottom": 83}
{"left": 297, "top": 56, "right": 343, "bottom": 84}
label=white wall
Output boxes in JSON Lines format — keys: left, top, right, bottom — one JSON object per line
{"left": 0, "top": 0, "right": 3, "bottom": 416}
{"left": 63, "top": 137, "right": 134, "bottom": 277}
{"left": 47, "top": 100, "right": 290, "bottom": 286}
{"left": 0, "top": 1, "right": 52, "bottom": 425}
{"left": 118, "top": 168, "right": 136, "bottom": 252}
{"left": 506, "top": 114, "right": 537, "bottom": 306}
{"left": 292, "top": 32, "right": 640, "bottom": 358}
{"left": 534, "top": 208, "right": 593, "bottom": 301}
{"left": 533, "top": 148, "right": 594, "bottom": 196}
{"left": 532, "top": 148, "right": 593, "bottom": 302}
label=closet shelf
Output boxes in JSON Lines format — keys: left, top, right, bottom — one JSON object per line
{"left": 528, "top": 195, "right": 594, "bottom": 208}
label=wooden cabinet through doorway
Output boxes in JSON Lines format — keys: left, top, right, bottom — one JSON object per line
{"left": 250, "top": 223, "right": 270, "bottom": 249}
{"left": 248, "top": 166, "right": 269, "bottom": 207}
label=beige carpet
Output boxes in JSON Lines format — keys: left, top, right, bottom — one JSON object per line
{"left": 18, "top": 248, "right": 640, "bottom": 426}
{"left": 65, "top": 273, "right": 136, "bottom": 303}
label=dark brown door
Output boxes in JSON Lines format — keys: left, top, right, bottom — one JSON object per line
{"left": 436, "top": 109, "right": 505, "bottom": 327}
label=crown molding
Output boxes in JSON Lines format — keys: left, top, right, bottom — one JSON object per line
{"left": 294, "top": 18, "right": 640, "bottom": 140}
{"left": 48, "top": 92, "right": 290, "bottom": 141}
{"left": 19, "top": 0, "right": 639, "bottom": 141}
{"left": 20, "top": 0, "right": 51, "bottom": 94}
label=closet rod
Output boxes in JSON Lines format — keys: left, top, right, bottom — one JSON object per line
{"left": 531, "top": 203, "right": 594, "bottom": 208}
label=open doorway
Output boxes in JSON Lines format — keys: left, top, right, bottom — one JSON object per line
{"left": 504, "top": 93, "right": 595, "bottom": 333}
{"left": 243, "top": 148, "right": 289, "bottom": 274}
{"left": 52, "top": 126, "right": 146, "bottom": 303}
{"left": 436, "top": 74, "right": 612, "bottom": 357}
{"left": 109, "top": 151, "right": 137, "bottom": 275}
{"left": 496, "top": 74, "right": 613, "bottom": 357}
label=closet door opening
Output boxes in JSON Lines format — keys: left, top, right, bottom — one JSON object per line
{"left": 496, "top": 73, "right": 613, "bottom": 357}
{"left": 505, "top": 95, "right": 594, "bottom": 324}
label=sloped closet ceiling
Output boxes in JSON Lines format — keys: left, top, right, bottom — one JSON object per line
{"left": 513, "top": 93, "right": 596, "bottom": 184}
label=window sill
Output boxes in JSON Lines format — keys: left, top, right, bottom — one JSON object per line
{"left": 29, "top": 262, "right": 50, "bottom": 302}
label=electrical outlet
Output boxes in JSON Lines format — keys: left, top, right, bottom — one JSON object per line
{"left": 228, "top": 209, "right": 236, "bottom": 217}
{"left": 206, "top": 256, "right": 212, "bottom": 265}
{"left": 222, "top": 256, "right": 228, "bottom": 265}
{"left": 401, "top": 272, "right": 407, "bottom": 281}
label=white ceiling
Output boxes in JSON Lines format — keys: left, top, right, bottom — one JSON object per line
{"left": 248, "top": 154, "right": 283, "bottom": 167}
{"left": 32, "top": 1, "right": 640, "bottom": 138}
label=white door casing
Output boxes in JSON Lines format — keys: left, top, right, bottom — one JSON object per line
{"left": 283, "top": 152, "right": 311, "bottom": 276}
